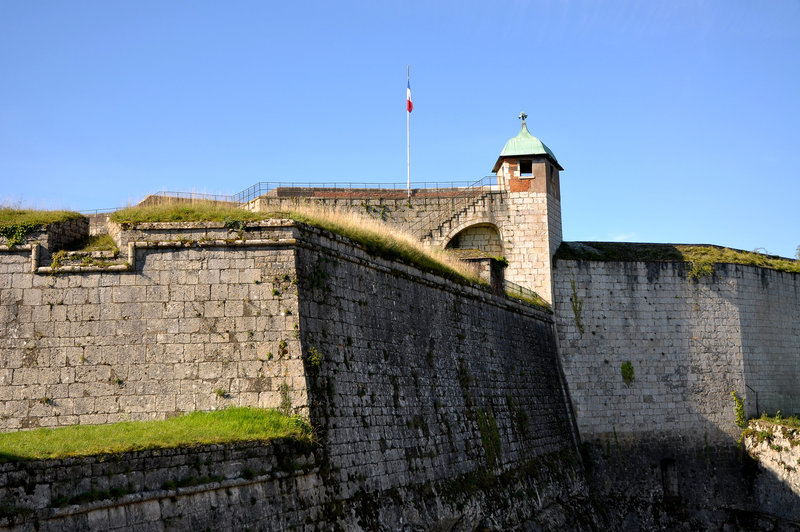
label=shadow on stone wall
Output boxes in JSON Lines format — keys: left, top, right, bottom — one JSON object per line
{"left": 581, "top": 422, "right": 800, "bottom": 530}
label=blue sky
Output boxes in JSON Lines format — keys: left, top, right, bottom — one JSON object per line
{"left": 1, "top": 1, "right": 798, "bottom": 258}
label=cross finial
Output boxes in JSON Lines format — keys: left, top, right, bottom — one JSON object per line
{"left": 518, "top": 111, "right": 527, "bottom": 122}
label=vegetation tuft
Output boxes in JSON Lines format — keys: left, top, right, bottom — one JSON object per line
{"left": 621, "top": 360, "right": 635, "bottom": 386}
{"left": 0, "top": 407, "right": 312, "bottom": 461}
{"left": 556, "top": 241, "right": 800, "bottom": 275}
{"left": 731, "top": 391, "right": 747, "bottom": 428}
{"left": 63, "top": 234, "right": 119, "bottom": 253}
{"left": 506, "top": 289, "right": 550, "bottom": 311}
{"left": 757, "top": 412, "right": 800, "bottom": 429}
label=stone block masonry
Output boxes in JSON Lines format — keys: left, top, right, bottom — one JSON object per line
{"left": 0, "top": 440, "right": 322, "bottom": 531}
{"left": 553, "top": 259, "right": 800, "bottom": 444}
{"left": 248, "top": 190, "right": 561, "bottom": 305}
{"left": 552, "top": 256, "right": 800, "bottom": 528}
{"left": 290, "top": 225, "right": 589, "bottom": 528}
{"left": 0, "top": 222, "right": 307, "bottom": 431}
{"left": 1, "top": 220, "right": 598, "bottom": 530}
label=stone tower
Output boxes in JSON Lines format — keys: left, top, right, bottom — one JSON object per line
{"left": 492, "top": 113, "right": 563, "bottom": 303}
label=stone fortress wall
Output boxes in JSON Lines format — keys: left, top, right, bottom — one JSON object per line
{"left": 1, "top": 218, "right": 596, "bottom": 530}
{"left": 246, "top": 189, "right": 561, "bottom": 303}
{"left": 0, "top": 221, "right": 307, "bottom": 431}
{"left": 553, "top": 258, "right": 800, "bottom": 444}
{"left": 3, "top": 113, "right": 800, "bottom": 527}
{"left": 551, "top": 256, "right": 800, "bottom": 526}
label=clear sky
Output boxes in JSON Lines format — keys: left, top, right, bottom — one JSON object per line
{"left": 1, "top": 1, "right": 798, "bottom": 258}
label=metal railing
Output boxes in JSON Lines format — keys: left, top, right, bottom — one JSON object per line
{"left": 504, "top": 280, "right": 547, "bottom": 307}
{"left": 146, "top": 176, "right": 499, "bottom": 206}
{"left": 79, "top": 176, "right": 504, "bottom": 242}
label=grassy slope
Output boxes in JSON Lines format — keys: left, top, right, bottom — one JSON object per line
{"left": 556, "top": 241, "right": 800, "bottom": 275}
{"left": 0, "top": 407, "right": 312, "bottom": 461}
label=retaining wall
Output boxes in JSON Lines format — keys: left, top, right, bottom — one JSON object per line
{"left": 291, "top": 225, "right": 589, "bottom": 528}
{"left": 553, "top": 259, "right": 800, "bottom": 443}
{"left": 0, "top": 440, "right": 321, "bottom": 531}
{"left": 552, "top": 256, "right": 800, "bottom": 528}
{"left": 1, "top": 221, "right": 594, "bottom": 530}
{"left": 0, "top": 223, "right": 307, "bottom": 431}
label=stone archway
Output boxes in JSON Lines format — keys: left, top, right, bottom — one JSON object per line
{"left": 444, "top": 222, "right": 504, "bottom": 257}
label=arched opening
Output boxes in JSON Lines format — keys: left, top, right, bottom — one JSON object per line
{"left": 445, "top": 223, "right": 503, "bottom": 256}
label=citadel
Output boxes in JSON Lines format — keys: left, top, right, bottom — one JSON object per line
{"left": 1, "top": 117, "right": 799, "bottom": 530}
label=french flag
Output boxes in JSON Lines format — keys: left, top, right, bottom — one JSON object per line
{"left": 406, "top": 80, "right": 413, "bottom": 113}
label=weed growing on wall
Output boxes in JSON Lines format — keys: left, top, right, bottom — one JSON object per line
{"left": 306, "top": 346, "right": 323, "bottom": 367}
{"left": 621, "top": 360, "right": 634, "bottom": 386}
{"left": 688, "top": 258, "right": 714, "bottom": 281}
{"left": 49, "top": 250, "right": 67, "bottom": 271}
{"left": 476, "top": 408, "right": 502, "bottom": 469}
{"left": 570, "top": 277, "right": 584, "bottom": 334}
{"left": 0, "top": 222, "right": 38, "bottom": 247}
{"left": 214, "top": 388, "right": 229, "bottom": 399}
{"left": 279, "top": 381, "right": 292, "bottom": 415}
{"left": 223, "top": 217, "right": 247, "bottom": 237}
{"left": 731, "top": 391, "right": 747, "bottom": 428}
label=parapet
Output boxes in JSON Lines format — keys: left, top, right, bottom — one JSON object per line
{"left": 0, "top": 216, "right": 88, "bottom": 261}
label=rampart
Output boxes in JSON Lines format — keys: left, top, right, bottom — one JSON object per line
{"left": 1, "top": 221, "right": 306, "bottom": 431}
{"left": 553, "top": 257, "right": 800, "bottom": 442}
{"left": 552, "top": 252, "right": 800, "bottom": 527}
{"left": 248, "top": 187, "right": 560, "bottom": 302}
{"left": 0, "top": 220, "right": 595, "bottom": 530}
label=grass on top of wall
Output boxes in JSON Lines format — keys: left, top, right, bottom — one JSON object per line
{"left": 0, "top": 208, "right": 84, "bottom": 227}
{"left": 110, "top": 202, "right": 265, "bottom": 225}
{"left": 0, "top": 407, "right": 313, "bottom": 461}
{"left": 109, "top": 201, "right": 484, "bottom": 286}
{"left": 0, "top": 208, "right": 85, "bottom": 247}
{"left": 556, "top": 241, "right": 800, "bottom": 275}
{"left": 284, "top": 205, "right": 484, "bottom": 286}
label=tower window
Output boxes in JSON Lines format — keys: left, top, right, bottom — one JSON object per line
{"left": 519, "top": 159, "right": 532, "bottom": 176}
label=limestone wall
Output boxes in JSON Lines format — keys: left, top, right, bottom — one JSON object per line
{"left": 501, "top": 193, "right": 560, "bottom": 304}
{"left": 290, "top": 226, "right": 588, "bottom": 528}
{"left": 553, "top": 259, "right": 800, "bottom": 444}
{"left": 246, "top": 189, "right": 562, "bottom": 304}
{"left": 445, "top": 224, "right": 503, "bottom": 255}
{"left": 553, "top": 258, "right": 800, "bottom": 528}
{"left": 0, "top": 440, "right": 321, "bottom": 531}
{"left": 247, "top": 194, "right": 483, "bottom": 242}
{"left": 0, "top": 221, "right": 595, "bottom": 530}
{"left": 0, "top": 225, "right": 306, "bottom": 431}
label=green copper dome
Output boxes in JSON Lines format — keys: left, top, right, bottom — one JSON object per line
{"left": 492, "top": 120, "right": 562, "bottom": 172}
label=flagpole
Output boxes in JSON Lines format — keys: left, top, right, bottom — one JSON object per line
{"left": 406, "top": 65, "right": 410, "bottom": 199}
